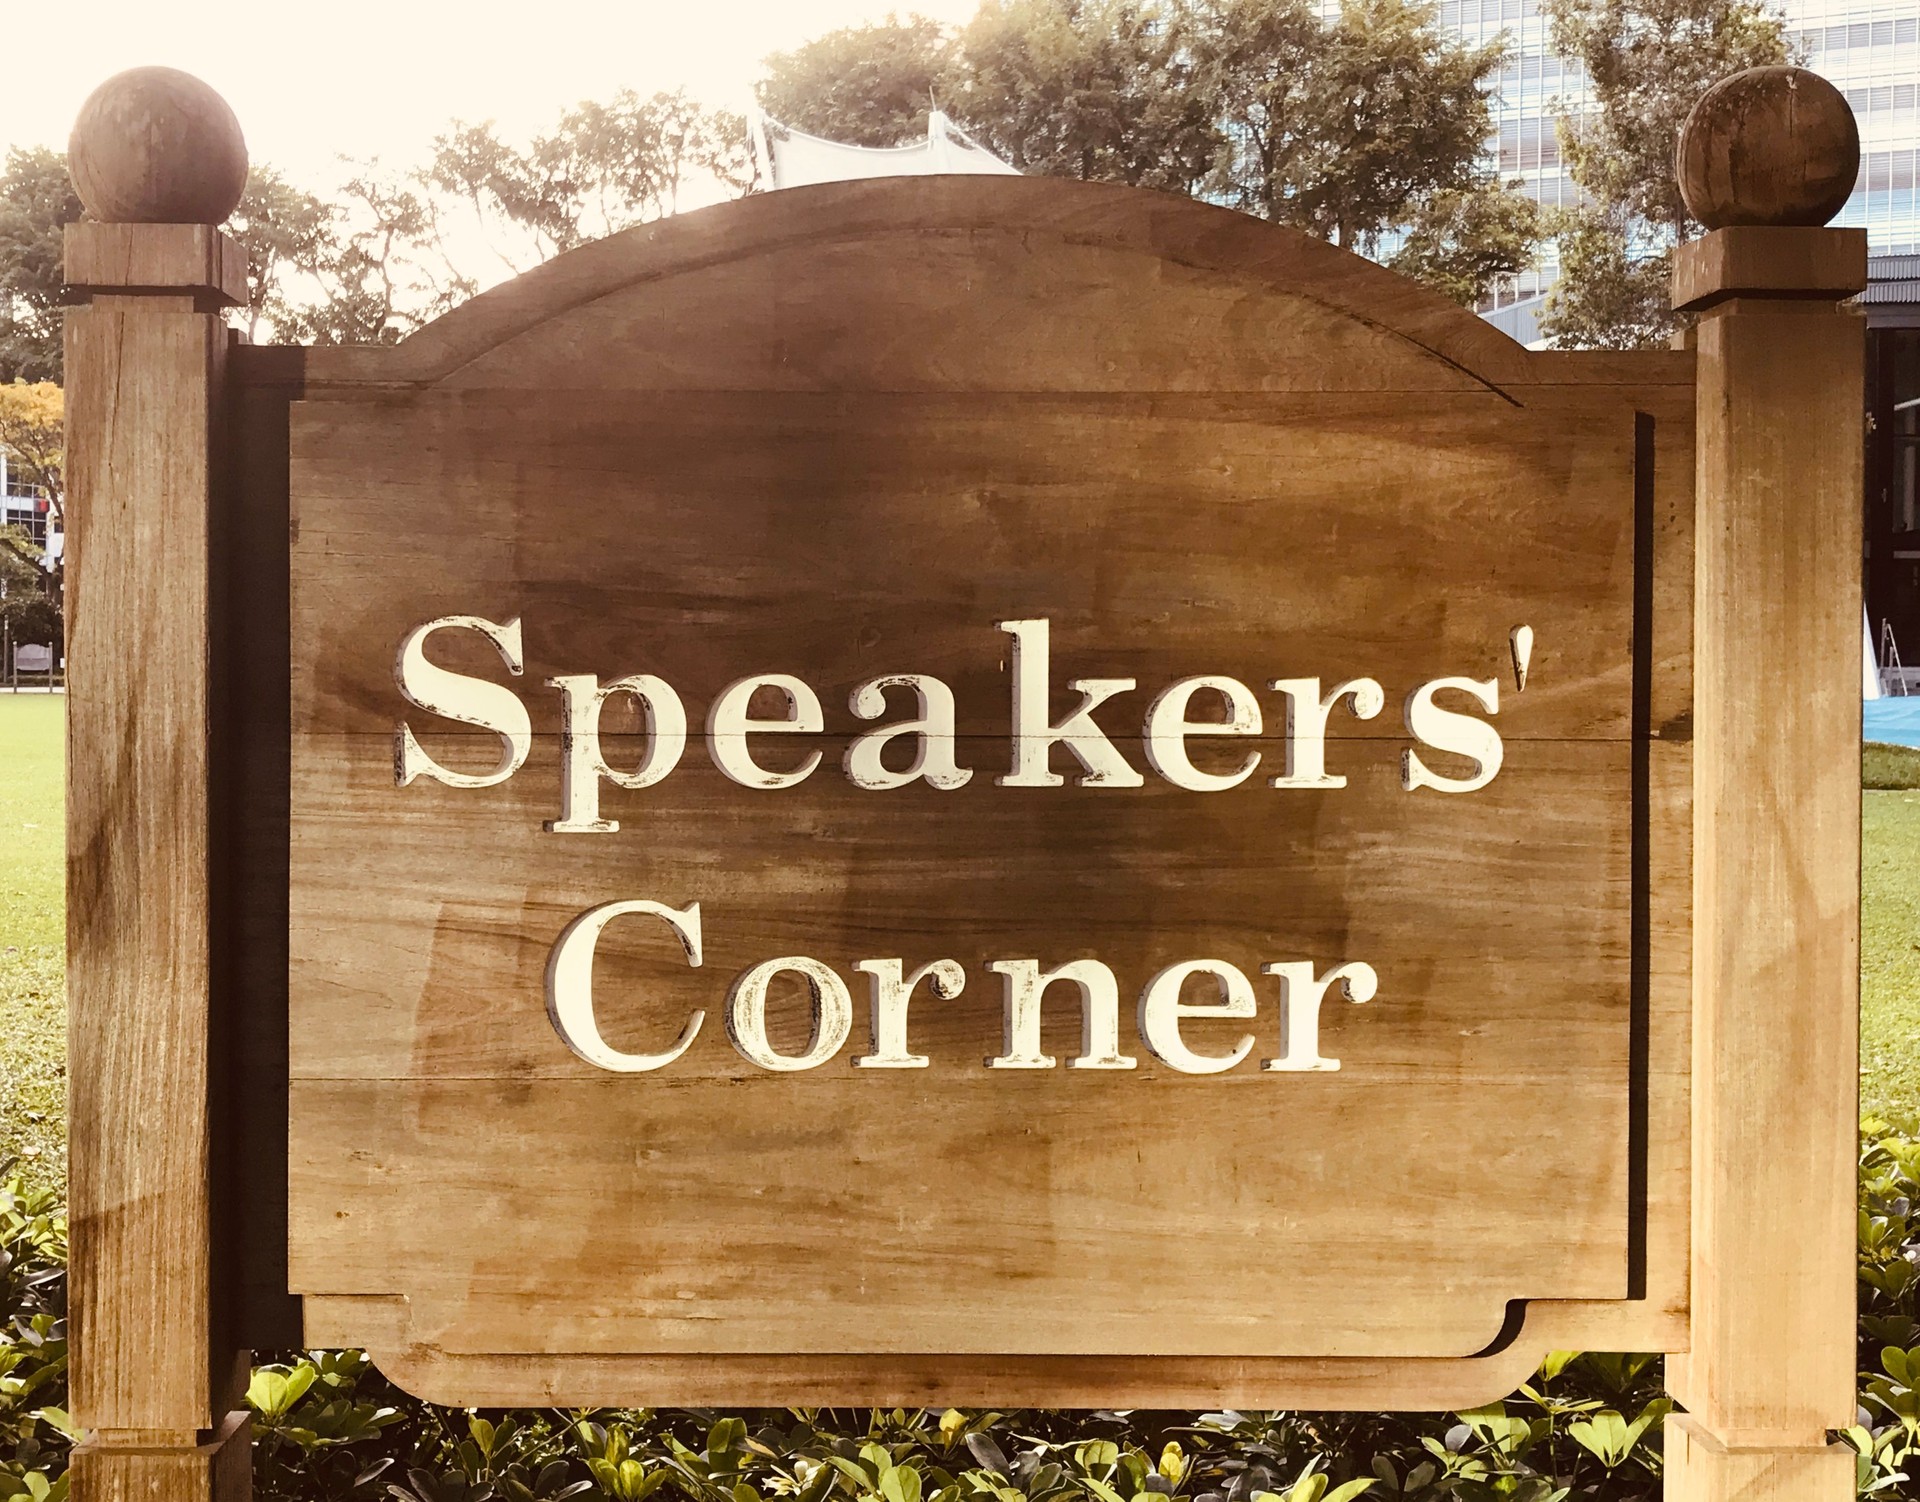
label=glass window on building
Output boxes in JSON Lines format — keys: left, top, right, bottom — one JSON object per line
{"left": 0, "top": 452, "right": 44, "bottom": 500}
{"left": 0, "top": 455, "right": 49, "bottom": 549}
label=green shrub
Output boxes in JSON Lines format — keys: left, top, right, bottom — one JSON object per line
{"left": 1866, "top": 743, "right": 1920, "bottom": 791}
{"left": 9, "top": 1131, "right": 1920, "bottom": 1502}
{"left": 0, "top": 1171, "right": 70, "bottom": 1502}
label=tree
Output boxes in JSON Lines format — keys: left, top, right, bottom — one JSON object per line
{"left": 759, "top": 16, "right": 954, "bottom": 146}
{"left": 268, "top": 169, "right": 475, "bottom": 346}
{"left": 228, "top": 167, "right": 336, "bottom": 343}
{"left": 0, "top": 524, "right": 59, "bottom": 652}
{"left": 758, "top": 0, "right": 1538, "bottom": 304}
{"left": 0, "top": 380, "right": 63, "bottom": 646}
{"left": 1189, "top": 0, "right": 1512, "bottom": 254}
{"left": 947, "top": 0, "right": 1217, "bottom": 192}
{"left": 221, "top": 89, "right": 749, "bottom": 346}
{"left": 1535, "top": 202, "right": 1676, "bottom": 348}
{"left": 1538, "top": 0, "right": 1788, "bottom": 346}
{"left": 429, "top": 91, "right": 750, "bottom": 274}
{"left": 0, "top": 150, "right": 83, "bottom": 385}
{"left": 1389, "top": 179, "right": 1544, "bottom": 304}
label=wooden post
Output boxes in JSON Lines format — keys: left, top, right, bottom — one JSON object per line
{"left": 63, "top": 67, "right": 253, "bottom": 1502}
{"left": 1666, "top": 67, "right": 1867, "bottom": 1502}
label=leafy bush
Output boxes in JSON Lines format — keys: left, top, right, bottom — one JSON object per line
{"left": 1866, "top": 744, "right": 1920, "bottom": 792}
{"left": 7, "top": 1130, "right": 1919, "bottom": 1502}
{"left": 0, "top": 1171, "right": 70, "bottom": 1502}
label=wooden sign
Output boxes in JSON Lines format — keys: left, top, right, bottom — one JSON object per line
{"left": 60, "top": 63, "right": 1870, "bottom": 1502}
{"left": 274, "top": 183, "right": 1698, "bottom": 1405}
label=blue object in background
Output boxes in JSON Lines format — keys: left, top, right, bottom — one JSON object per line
{"left": 1866, "top": 699, "right": 1920, "bottom": 748}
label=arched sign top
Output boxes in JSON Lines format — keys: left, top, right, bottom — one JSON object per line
{"left": 308, "top": 176, "right": 1533, "bottom": 396}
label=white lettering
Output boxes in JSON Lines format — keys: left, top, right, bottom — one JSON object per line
{"left": 1137, "top": 959, "right": 1257, "bottom": 1073}
{"left": 544, "top": 900, "right": 704, "bottom": 1072}
{"left": 1401, "top": 677, "right": 1502, "bottom": 793}
{"left": 986, "top": 958, "right": 1137, "bottom": 1069}
{"left": 1268, "top": 677, "right": 1384, "bottom": 789}
{"left": 546, "top": 674, "right": 687, "bottom": 833}
{"left": 726, "top": 956, "right": 854, "bottom": 1070}
{"left": 1261, "top": 960, "right": 1377, "bottom": 1072}
{"left": 853, "top": 958, "right": 966, "bottom": 1067}
{"left": 1143, "top": 676, "right": 1262, "bottom": 791}
{"left": 707, "top": 674, "right": 825, "bottom": 789}
{"left": 996, "top": 619, "right": 1143, "bottom": 788}
{"left": 845, "top": 676, "right": 973, "bottom": 790}
{"left": 393, "top": 615, "right": 531, "bottom": 789}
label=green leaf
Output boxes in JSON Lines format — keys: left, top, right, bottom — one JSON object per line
{"left": 825, "top": 1455, "right": 876, "bottom": 1490}
{"left": 245, "top": 1364, "right": 318, "bottom": 1422}
{"left": 1566, "top": 1412, "right": 1632, "bottom": 1468}
{"left": 34, "top": 1406, "right": 85, "bottom": 1443}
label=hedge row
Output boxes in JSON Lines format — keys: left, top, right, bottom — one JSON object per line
{"left": 7, "top": 1125, "right": 1920, "bottom": 1502}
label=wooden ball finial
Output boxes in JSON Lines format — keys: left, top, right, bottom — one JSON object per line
{"left": 68, "top": 67, "right": 248, "bottom": 225}
{"left": 1676, "top": 66, "right": 1859, "bottom": 229}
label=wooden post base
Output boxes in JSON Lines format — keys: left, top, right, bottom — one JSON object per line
{"left": 1665, "top": 1415, "right": 1853, "bottom": 1501}
{"left": 68, "top": 1413, "right": 252, "bottom": 1502}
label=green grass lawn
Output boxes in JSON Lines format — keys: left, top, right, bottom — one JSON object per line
{"left": 3, "top": 699, "right": 1920, "bottom": 1188}
{"left": 0, "top": 695, "right": 64, "bottom": 1195}
{"left": 1865, "top": 778, "right": 1920, "bottom": 1125}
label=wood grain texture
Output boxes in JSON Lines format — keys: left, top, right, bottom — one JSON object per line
{"left": 1663, "top": 1416, "right": 1855, "bottom": 1501}
{"left": 304, "top": 1292, "right": 1553, "bottom": 1410}
{"left": 63, "top": 223, "right": 248, "bottom": 305}
{"left": 282, "top": 179, "right": 1695, "bottom": 1404}
{"left": 291, "top": 391, "right": 1640, "bottom": 741}
{"left": 67, "top": 67, "right": 248, "bottom": 226}
{"left": 66, "top": 297, "right": 229, "bottom": 1432}
{"left": 1666, "top": 239, "right": 1864, "bottom": 1461}
{"left": 1671, "top": 225, "right": 1868, "bottom": 309}
{"left": 1674, "top": 67, "right": 1860, "bottom": 231}
{"left": 67, "top": 1414, "right": 251, "bottom": 1502}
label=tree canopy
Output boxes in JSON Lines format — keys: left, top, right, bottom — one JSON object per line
{"left": 949, "top": 0, "right": 1218, "bottom": 191}
{"left": 1538, "top": 0, "right": 1789, "bottom": 347}
{"left": 759, "top": 0, "right": 1540, "bottom": 303}
{"left": 0, "top": 151, "right": 83, "bottom": 384}
{"left": 0, "top": 0, "right": 1775, "bottom": 353}
{"left": 758, "top": 17, "right": 955, "bottom": 147}
{"left": 0, "top": 380, "right": 63, "bottom": 641}
{"left": 221, "top": 87, "right": 749, "bottom": 345}
{"left": 429, "top": 90, "right": 749, "bottom": 271}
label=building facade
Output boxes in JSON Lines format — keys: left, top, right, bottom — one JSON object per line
{"left": 0, "top": 449, "right": 54, "bottom": 552}
{"left": 1450, "top": 0, "right": 1920, "bottom": 342}
{"left": 1796, "top": 1, "right": 1920, "bottom": 253}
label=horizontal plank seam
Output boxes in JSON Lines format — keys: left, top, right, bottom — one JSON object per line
{"left": 289, "top": 382, "right": 1695, "bottom": 399}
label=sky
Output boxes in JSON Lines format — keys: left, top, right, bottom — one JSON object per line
{"left": 3, "top": 0, "right": 983, "bottom": 190}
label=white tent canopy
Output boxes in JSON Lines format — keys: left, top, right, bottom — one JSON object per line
{"left": 752, "top": 109, "right": 1020, "bottom": 189}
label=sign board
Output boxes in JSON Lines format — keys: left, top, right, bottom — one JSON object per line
{"left": 278, "top": 182, "right": 1695, "bottom": 1405}
{"left": 61, "top": 63, "right": 1872, "bottom": 1502}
